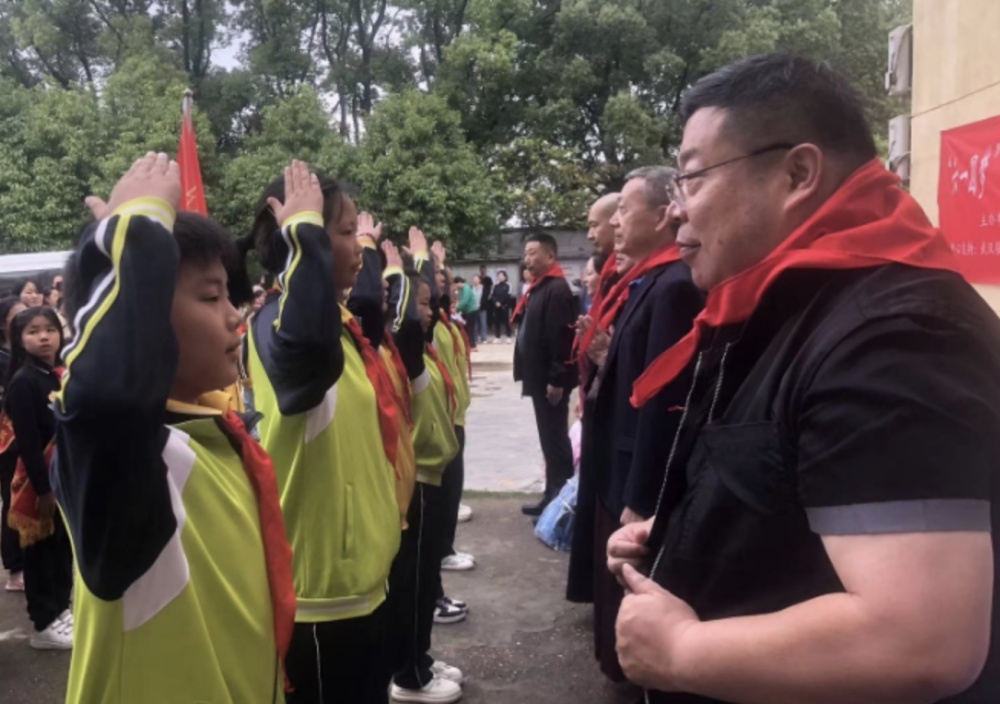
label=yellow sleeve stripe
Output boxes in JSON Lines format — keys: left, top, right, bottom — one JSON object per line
{"left": 58, "top": 211, "right": 132, "bottom": 409}
{"left": 383, "top": 266, "right": 403, "bottom": 279}
{"left": 358, "top": 236, "right": 377, "bottom": 250}
{"left": 274, "top": 220, "right": 306, "bottom": 333}
{"left": 283, "top": 211, "right": 323, "bottom": 229}
{"left": 113, "top": 197, "right": 176, "bottom": 233}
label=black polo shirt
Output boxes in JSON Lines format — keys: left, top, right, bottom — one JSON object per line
{"left": 647, "top": 264, "right": 1000, "bottom": 704}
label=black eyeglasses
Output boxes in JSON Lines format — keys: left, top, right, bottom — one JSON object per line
{"left": 672, "top": 143, "right": 796, "bottom": 204}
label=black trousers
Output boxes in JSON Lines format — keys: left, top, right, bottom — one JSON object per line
{"left": 388, "top": 483, "right": 450, "bottom": 690}
{"left": 531, "top": 393, "right": 573, "bottom": 501}
{"left": 0, "top": 452, "right": 24, "bottom": 574}
{"left": 440, "top": 425, "right": 465, "bottom": 558}
{"left": 23, "top": 516, "right": 72, "bottom": 631}
{"left": 491, "top": 306, "right": 512, "bottom": 338}
{"left": 465, "top": 314, "right": 479, "bottom": 349}
{"left": 286, "top": 603, "right": 390, "bottom": 704}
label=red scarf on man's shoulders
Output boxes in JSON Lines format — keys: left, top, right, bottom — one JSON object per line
{"left": 631, "top": 159, "right": 961, "bottom": 407}
{"left": 510, "top": 264, "right": 566, "bottom": 324}
{"left": 577, "top": 244, "right": 681, "bottom": 359}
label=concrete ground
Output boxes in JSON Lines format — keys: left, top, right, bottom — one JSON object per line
{"left": 464, "top": 341, "right": 546, "bottom": 493}
{"left": 0, "top": 339, "right": 632, "bottom": 703}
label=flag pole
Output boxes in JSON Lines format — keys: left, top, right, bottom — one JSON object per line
{"left": 177, "top": 88, "right": 208, "bottom": 215}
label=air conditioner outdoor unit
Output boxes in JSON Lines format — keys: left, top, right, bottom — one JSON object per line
{"left": 886, "top": 24, "right": 913, "bottom": 96}
{"left": 888, "top": 114, "right": 911, "bottom": 185}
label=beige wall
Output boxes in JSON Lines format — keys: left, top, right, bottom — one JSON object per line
{"left": 911, "top": 0, "right": 1000, "bottom": 307}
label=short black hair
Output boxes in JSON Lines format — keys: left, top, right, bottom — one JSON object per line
{"left": 453, "top": 276, "right": 466, "bottom": 284}
{"left": 13, "top": 279, "right": 39, "bottom": 297}
{"left": 63, "top": 212, "right": 249, "bottom": 326}
{"left": 680, "top": 53, "right": 877, "bottom": 165}
{"left": 525, "top": 232, "right": 558, "bottom": 258}
{"left": 174, "top": 213, "right": 252, "bottom": 306}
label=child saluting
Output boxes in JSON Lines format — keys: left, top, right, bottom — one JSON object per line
{"left": 54, "top": 152, "right": 296, "bottom": 703}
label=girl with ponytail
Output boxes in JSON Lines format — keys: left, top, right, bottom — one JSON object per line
{"left": 244, "top": 161, "right": 400, "bottom": 704}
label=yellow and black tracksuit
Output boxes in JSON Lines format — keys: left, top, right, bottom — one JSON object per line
{"left": 249, "top": 215, "right": 399, "bottom": 704}
{"left": 384, "top": 254, "right": 463, "bottom": 691}
{"left": 53, "top": 199, "right": 294, "bottom": 704}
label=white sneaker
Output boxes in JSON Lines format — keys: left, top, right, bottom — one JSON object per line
{"left": 431, "top": 660, "right": 465, "bottom": 684}
{"left": 457, "top": 504, "right": 473, "bottom": 523}
{"left": 58, "top": 609, "right": 73, "bottom": 626}
{"left": 30, "top": 617, "right": 73, "bottom": 650}
{"left": 441, "top": 554, "right": 475, "bottom": 571}
{"left": 391, "top": 676, "right": 462, "bottom": 703}
{"left": 504, "top": 337, "right": 513, "bottom": 344}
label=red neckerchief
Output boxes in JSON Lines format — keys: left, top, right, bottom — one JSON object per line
{"left": 217, "top": 411, "right": 296, "bottom": 692}
{"left": 381, "top": 334, "right": 413, "bottom": 427}
{"left": 577, "top": 244, "right": 681, "bottom": 358}
{"left": 631, "top": 158, "right": 961, "bottom": 407}
{"left": 343, "top": 316, "right": 401, "bottom": 467}
{"left": 510, "top": 264, "right": 566, "bottom": 324}
{"left": 426, "top": 342, "right": 457, "bottom": 416}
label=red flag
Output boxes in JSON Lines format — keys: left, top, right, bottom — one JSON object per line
{"left": 178, "top": 90, "right": 208, "bottom": 215}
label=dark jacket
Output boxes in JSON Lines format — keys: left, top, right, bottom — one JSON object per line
{"left": 513, "top": 274, "right": 578, "bottom": 396}
{"left": 567, "top": 261, "right": 703, "bottom": 603}
{"left": 645, "top": 265, "right": 1000, "bottom": 704}
{"left": 490, "top": 281, "right": 512, "bottom": 310}
{"left": 5, "top": 359, "right": 59, "bottom": 495}
{"left": 481, "top": 275, "right": 493, "bottom": 305}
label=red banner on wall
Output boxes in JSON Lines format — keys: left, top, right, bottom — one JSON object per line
{"left": 938, "top": 114, "right": 1000, "bottom": 283}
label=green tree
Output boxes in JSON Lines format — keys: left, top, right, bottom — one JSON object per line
{"left": 218, "top": 87, "right": 356, "bottom": 237}
{"left": 0, "top": 79, "right": 103, "bottom": 252}
{"left": 489, "top": 137, "right": 600, "bottom": 229}
{"left": 357, "top": 89, "right": 501, "bottom": 255}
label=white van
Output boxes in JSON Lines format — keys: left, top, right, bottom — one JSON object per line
{"left": 0, "top": 251, "right": 71, "bottom": 294}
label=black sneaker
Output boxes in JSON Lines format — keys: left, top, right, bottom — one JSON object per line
{"left": 433, "top": 598, "right": 467, "bottom": 624}
{"left": 441, "top": 595, "right": 467, "bottom": 611}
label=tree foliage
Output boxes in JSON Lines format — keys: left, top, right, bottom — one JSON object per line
{"left": 0, "top": 0, "right": 912, "bottom": 255}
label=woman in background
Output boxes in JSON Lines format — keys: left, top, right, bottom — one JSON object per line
{"left": 489, "top": 271, "right": 513, "bottom": 343}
